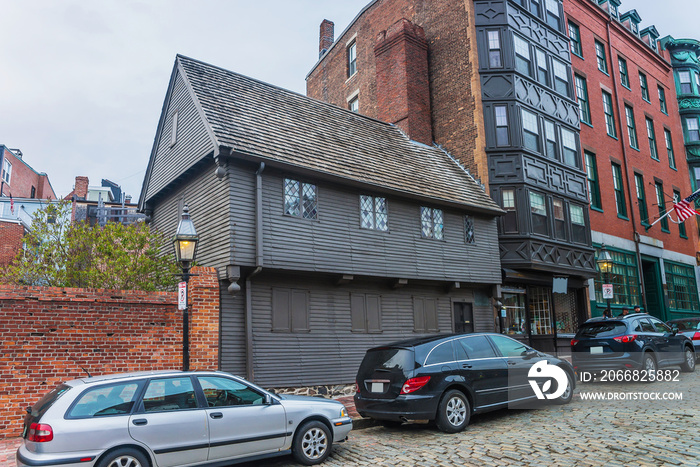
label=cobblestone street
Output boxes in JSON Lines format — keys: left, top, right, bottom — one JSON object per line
{"left": 244, "top": 371, "right": 700, "bottom": 466}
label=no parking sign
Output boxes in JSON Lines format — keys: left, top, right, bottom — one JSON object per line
{"left": 178, "top": 281, "right": 187, "bottom": 310}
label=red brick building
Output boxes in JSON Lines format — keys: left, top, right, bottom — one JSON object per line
{"left": 566, "top": 0, "right": 700, "bottom": 319}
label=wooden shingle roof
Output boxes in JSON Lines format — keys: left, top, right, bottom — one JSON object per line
{"left": 152, "top": 55, "right": 501, "bottom": 214}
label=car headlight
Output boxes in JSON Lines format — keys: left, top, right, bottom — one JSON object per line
{"left": 340, "top": 407, "right": 348, "bottom": 418}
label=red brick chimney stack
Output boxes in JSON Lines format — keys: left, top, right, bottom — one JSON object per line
{"left": 319, "top": 19, "right": 335, "bottom": 57}
{"left": 74, "top": 176, "right": 89, "bottom": 199}
{"left": 374, "top": 19, "right": 432, "bottom": 145}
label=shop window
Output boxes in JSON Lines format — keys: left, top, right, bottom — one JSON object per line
{"left": 529, "top": 287, "right": 552, "bottom": 335}
{"left": 602, "top": 91, "right": 616, "bottom": 137}
{"left": 593, "top": 245, "right": 642, "bottom": 307}
{"left": 529, "top": 191, "right": 548, "bottom": 235}
{"left": 664, "top": 261, "right": 700, "bottom": 312}
{"left": 612, "top": 163, "right": 627, "bottom": 218}
{"left": 351, "top": 293, "right": 382, "bottom": 333}
{"left": 585, "top": 152, "right": 602, "bottom": 210}
{"left": 575, "top": 75, "right": 591, "bottom": 125}
{"left": 420, "top": 207, "right": 443, "bottom": 240}
{"left": 655, "top": 182, "right": 669, "bottom": 233}
{"left": 502, "top": 189, "right": 518, "bottom": 233}
{"left": 488, "top": 30, "right": 502, "bottom": 68}
{"left": 570, "top": 205, "right": 586, "bottom": 243}
{"left": 634, "top": 173, "right": 649, "bottom": 227}
{"left": 501, "top": 293, "right": 527, "bottom": 336}
{"left": 272, "top": 288, "right": 309, "bottom": 332}
{"left": 413, "top": 297, "right": 439, "bottom": 332}
{"left": 646, "top": 118, "right": 658, "bottom": 160}
{"left": 554, "top": 291, "right": 579, "bottom": 334}
{"left": 595, "top": 40, "right": 608, "bottom": 73}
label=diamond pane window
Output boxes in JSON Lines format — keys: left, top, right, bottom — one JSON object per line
{"left": 421, "top": 207, "right": 444, "bottom": 240}
{"left": 360, "top": 195, "right": 388, "bottom": 231}
{"left": 284, "top": 179, "right": 300, "bottom": 217}
{"left": 284, "top": 178, "right": 317, "bottom": 219}
{"left": 360, "top": 195, "right": 374, "bottom": 229}
{"left": 464, "top": 216, "right": 475, "bottom": 244}
{"left": 302, "top": 183, "right": 317, "bottom": 219}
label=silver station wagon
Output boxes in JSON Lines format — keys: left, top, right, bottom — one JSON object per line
{"left": 17, "top": 370, "right": 352, "bottom": 467}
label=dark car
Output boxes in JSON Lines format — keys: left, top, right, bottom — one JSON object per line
{"left": 571, "top": 313, "right": 696, "bottom": 376}
{"left": 354, "top": 333, "right": 575, "bottom": 433}
{"left": 667, "top": 317, "right": 700, "bottom": 360}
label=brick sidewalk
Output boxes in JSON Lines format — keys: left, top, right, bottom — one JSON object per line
{"left": 0, "top": 437, "right": 20, "bottom": 466}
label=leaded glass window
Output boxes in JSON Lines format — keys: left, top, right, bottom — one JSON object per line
{"left": 464, "top": 216, "right": 475, "bottom": 244}
{"left": 360, "top": 195, "right": 388, "bottom": 231}
{"left": 421, "top": 207, "right": 444, "bottom": 240}
{"left": 284, "top": 178, "right": 317, "bottom": 219}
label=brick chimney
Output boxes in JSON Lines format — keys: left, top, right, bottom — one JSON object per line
{"left": 74, "top": 176, "right": 89, "bottom": 199}
{"left": 319, "top": 19, "right": 334, "bottom": 57}
{"left": 374, "top": 19, "right": 432, "bottom": 145}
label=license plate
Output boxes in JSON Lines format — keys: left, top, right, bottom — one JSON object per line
{"left": 371, "top": 382, "right": 384, "bottom": 393}
{"left": 590, "top": 346, "right": 603, "bottom": 354}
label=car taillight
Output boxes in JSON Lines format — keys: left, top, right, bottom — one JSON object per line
{"left": 570, "top": 339, "right": 579, "bottom": 347}
{"left": 400, "top": 376, "right": 431, "bottom": 394}
{"left": 693, "top": 332, "right": 700, "bottom": 340}
{"left": 27, "top": 423, "right": 53, "bottom": 442}
{"left": 613, "top": 334, "right": 638, "bottom": 343}
{"left": 355, "top": 381, "right": 360, "bottom": 393}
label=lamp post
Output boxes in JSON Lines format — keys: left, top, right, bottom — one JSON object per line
{"left": 173, "top": 204, "right": 199, "bottom": 371}
{"left": 597, "top": 244, "right": 614, "bottom": 316}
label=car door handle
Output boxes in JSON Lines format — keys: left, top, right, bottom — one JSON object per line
{"left": 462, "top": 363, "right": 472, "bottom": 369}
{"left": 508, "top": 361, "right": 517, "bottom": 365}
{"left": 132, "top": 419, "right": 148, "bottom": 426}
{"left": 210, "top": 412, "right": 223, "bottom": 419}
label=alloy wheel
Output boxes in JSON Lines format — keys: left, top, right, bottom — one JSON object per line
{"left": 301, "top": 427, "right": 328, "bottom": 460}
{"left": 446, "top": 396, "right": 467, "bottom": 426}
{"left": 107, "top": 456, "right": 142, "bottom": 467}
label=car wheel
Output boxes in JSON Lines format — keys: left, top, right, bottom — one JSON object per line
{"left": 292, "top": 420, "right": 332, "bottom": 466}
{"left": 551, "top": 369, "right": 574, "bottom": 405}
{"left": 97, "top": 448, "right": 148, "bottom": 467}
{"left": 435, "top": 389, "right": 470, "bottom": 433}
{"left": 643, "top": 353, "right": 657, "bottom": 382}
{"left": 680, "top": 347, "right": 696, "bottom": 373}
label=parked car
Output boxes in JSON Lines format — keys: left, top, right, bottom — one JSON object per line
{"left": 667, "top": 317, "right": 700, "bottom": 360}
{"left": 571, "top": 313, "right": 696, "bottom": 376}
{"left": 354, "top": 333, "right": 575, "bottom": 433}
{"left": 17, "top": 370, "right": 352, "bottom": 467}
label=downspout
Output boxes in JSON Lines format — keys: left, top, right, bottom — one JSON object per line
{"left": 606, "top": 21, "right": 648, "bottom": 311}
{"left": 245, "top": 162, "right": 265, "bottom": 381}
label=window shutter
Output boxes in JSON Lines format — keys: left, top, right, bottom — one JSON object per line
{"left": 291, "top": 290, "right": 309, "bottom": 332}
{"left": 350, "top": 294, "right": 366, "bottom": 332}
{"left": 425, "top": 298, "right": 439, "bottom": 332}
{"left": 413, "top": 297, "right": 426, "bottom": 332}
{"left": 366, "top": 295, "right": 382, "bottom": 332}
{"left": 272, "top": 288, "right": 291, "bottom": 332}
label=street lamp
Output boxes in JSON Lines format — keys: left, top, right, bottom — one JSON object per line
{"left": 173, "top": 204, "right": 199, "bottom": 371}
{"left": 597, "top": 244, "right": 614, "bottom": 317}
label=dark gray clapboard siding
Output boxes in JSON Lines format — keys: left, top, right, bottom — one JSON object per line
{"left": 244, "top": 171, "right": 502, "bottom": 283}
{"left": 150, "top": 161, "right": 230, "bottom": 271}
{"left": 145, "top": 70, "right": 215, "bottom": 202}
{"left": 248, "top": 275, "right": 493, "bottom": 388}
{"left": 219, "top": 281, "right": 246, "bottom": 376}
{"left": 227, "top": 163, "right": 257, "bottom": 265}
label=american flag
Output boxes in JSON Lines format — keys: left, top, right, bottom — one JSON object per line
{"left": 673, "top": 188, "right": 700, "bottom": 222}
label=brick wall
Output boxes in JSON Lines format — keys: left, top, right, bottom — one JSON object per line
{"left": 0, "top": 222, "right": 23, "bottom": 268}
{"left": 0, "top": 266, "right": 219, "bottom": 438}
{"left": 306, "top": 0, "right": 490, "bottom": 187}
{"left": 0, "top": 149, "right": 56, "bottom": 200}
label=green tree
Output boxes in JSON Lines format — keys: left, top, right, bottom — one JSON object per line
{"left": 3, "top": 200, "right": 179, "bottom": 291}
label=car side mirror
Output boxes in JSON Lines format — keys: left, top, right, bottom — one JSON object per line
{"left": 523, "top": 349, "right": 538, "bottom": 359}
{"left": 264, "top": 394, "right": 273, "bottom": 405}
{"left": 671, "top": 324, "right": 679, "bottom": 332}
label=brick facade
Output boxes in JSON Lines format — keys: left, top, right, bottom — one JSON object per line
{"left": 0, "top": 222, "right": 24, "bottom": 268}
{"left": 0, "top": 266, "right": 219, "bottom": 438}
{"left": 306, "top": 0, "right": 489, "bottom": 187}
{"left": 0, "top": 147, "right": 55, "bottom": 200}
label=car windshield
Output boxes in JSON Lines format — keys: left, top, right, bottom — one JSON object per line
{"left": 670, "top": 320, "right": 700, "bottom": 331}
{"left": 359, "top": 348, "right": 414, "bottom": 373}
{"left": 577, "top": 322, "right": 627, "bottom": 338}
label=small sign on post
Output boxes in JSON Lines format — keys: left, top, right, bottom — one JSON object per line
{"left": 602, "top": 284, "right": 613, "bottom": 300}
{"left": 178, "top": 281, "right": 187, "bottom": 310}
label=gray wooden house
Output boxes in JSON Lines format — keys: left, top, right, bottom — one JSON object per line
{"left": 139, "top": 55, "right": 504, "bottom": 388}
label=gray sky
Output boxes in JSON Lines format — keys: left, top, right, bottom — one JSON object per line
{"left": 1, "top": 0, "right": 698, "bottom": 200}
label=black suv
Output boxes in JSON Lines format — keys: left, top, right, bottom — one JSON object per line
{"left": 354, "top": 333, "right": 575, "bottom": 433}
{"left": 571, "top": 313, "right": 696, "bottom": 375}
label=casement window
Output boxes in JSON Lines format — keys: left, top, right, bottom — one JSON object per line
{"left": 575, "top": 75, "right": 591, "bottom": 124}
{"left": 634, "top": 173, "right": 649, "bottom": 226}
{"left": 612, "top": 163, "right": 627, "bottom": 218}
{"left": 360, "top": 195, "right": 388, "bottom": 231}
{"left": 413, "top": 297, "right": 439, "bottom": 332}
{"left": 1, "top": 159, "right": 11, "bottom": 184}
{"left": 502, "top": 189, "right": 518, "bottom": 233}
{"left": 521, "top": 109, "right": 540, "bottom": 152}
{"left": 646, "top": 118, "right": 658, "bottom": 160}
{"left": 678, "top": 71, "right": 692, "bottom": 94}
{"left": 595, "top": 40, "right": 608, "bottom": 73}
{"left": 348, "top": 96, "right": 359, "bottom": 113}
{"left": 535, "top": 48, "right": 549, "bottom": 85}
{"left": 464, "top": 216, "right": 475, "bottom": 244}
{"left": 655, "top": 181, "right": 669, "bottom": 232}
{"left": 552, "top": 59, "right": 570, "bottom": 96}
{"left": 284, "top": 178, "right": 317, "bottom": 219}
{"left": 665, "top": 129, "right": 676, "bottom": 169}
{"left": 495, "top": 105, "right": 510, "bottom": 146}
{"left": 420, "top": 207, "right": 444, "bottom": 240}
{"left": 585, "top": 152, "right": 602, "bottom": 210}
{"left": 529, "top": 191, "right": 548, "bottom": 235}
{"left": 665, "top": 261, "right": 700, "bottom": 311}
{"left": 514, "top": 35, "right": 532, "bottom": 76}
{"left": 552, "top": 198, "right": 566, "bottom": 240}
{"left": 602, "top": 91, "right": 616, "bottom": 137}
{"left": 561, "top": 127, "right": 578, "bottom": 167}
{"left": 544, "top": 120, "right": 557, "bottom": 159}
{"left": 673, "top": 191, "right": 688, "bottom": 238}
{"left": 624, "top": 105, "right": 638, "bottom": 149}
{"left": 685, "top": 117, "right": 700, "bottom": 142}
{"left": 639, "top": 73, "right": 650, "bottom": 101}
{"left": 658, "top": 86, "right": 667, "bottom": 113}
{"left": 544, "top": 0, "right": 561, "bottom": 30}
{"left": 570, "top": 205, "right": 587, "bottom": 243}
{"left": 568, "top": 22, "right": 582, "bottom": 57}
{"left": 488, "top": 30, "right": 502, "bottom": 68}
{"left": 618, "top": 57, "right": 629, "bottom": 88}
{"left": 351, "top": 293, "right": 382, "bottom": 333}
{"left": 347, "top": 41, "right": 357, "bottom": 77}
{"left": 272, "top": 288, "right": 309, "bottom": 332}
